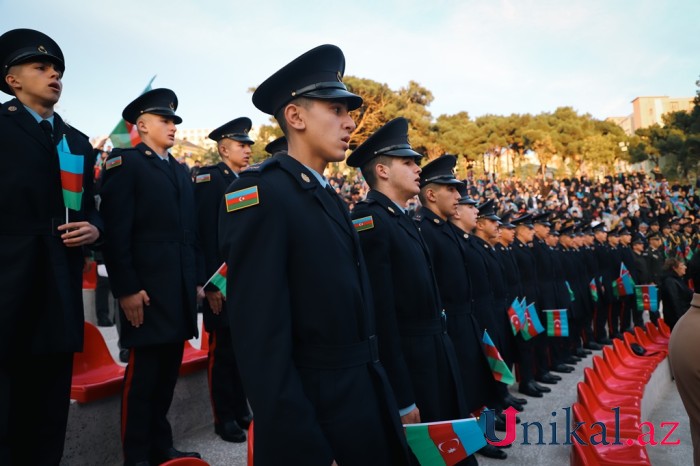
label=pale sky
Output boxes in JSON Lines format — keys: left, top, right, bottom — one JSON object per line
{"left": 2, "top": 0, "right": 698, "bottom": 138}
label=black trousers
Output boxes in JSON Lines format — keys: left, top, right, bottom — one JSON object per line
{"left": 594, "top": 300, "right": 610, "bottom": 341}
{"left": 121, "top": 342, "right": 183, "bottom": 463}
{"left": 1, "top": 352, "right": 73, "bottom": 465}
{"left": 208, "top": 327, "right": 250, "bottom": 425}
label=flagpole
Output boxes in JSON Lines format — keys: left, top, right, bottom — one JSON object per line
{"left": 202, "top": 262, "right": 226, "bottom": 289}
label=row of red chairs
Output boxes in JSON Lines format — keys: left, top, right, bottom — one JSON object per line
{"left": 71, "top": 321, "right": 210, "bottom": 403}
{"left": 570, "top": 319, "right": 670, "bottom": 465}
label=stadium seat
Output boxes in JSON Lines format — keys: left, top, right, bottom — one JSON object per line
{"left": 583, "top": 367, "right": 641, "bottom": 404}
{"left": 160, "top": 458, "right": 210, "bottom": 465}
{"left": 644, "top": 321, "right": 669, "bottom": 345}
{"left": 657, "top": 318, "right": 671, "bottom": 338}
{"left": 633, "top": 327, "right": 668, "bottom": 355}
{"left": 82, "top": 259, "right": 97, "bottom": 289}
{"left": 179, "top": 321, "right": 210, "bottom": 376}
{"left": 71, "top": 322, "right": 125, "bottom": 403}
{"left": 576, "top": 383, "right": 640, "bottom": 432}
{"left": 592, "top": 356, "right": 646, "bottom": 391}
{"left": 602, "top": 348, "right": 650, "bottom": 382}
{"left": 180, "top": 340, "right": 208, "bottom": 376}
{"left": 570, "top": 402, "right": 650, "bottom": 466}
{"left": 614, "top": 338, "right": 663, "bottom": 368}
{"left": 248, "top": 420, "right": 254, "bottom": 466}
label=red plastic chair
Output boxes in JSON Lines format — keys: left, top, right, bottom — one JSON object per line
{"left": 645, "top": 321, "right": 669, "bottom": 345}
{"left": 592, "top": 356, "right": 645, "bottom": 393}
{"left": 570, "top": 402, "right": 650, "bottom": 466}
{"left": 247, "top": 420, "right": 254, "bottom": 466}
{"left": 180, "top": 340, "right": 208, "bottom": 376}
{"left": 577, "top": 381, "right": 641, "bottom": 418}
{"left": 71, "top": 322, "right": 126, "bottom": 403}
{"left": 633, "top": 327, "right": 668, "bottom": 355}
{"left": 657, "top": 318, "right": 671, "bottom": 338}
{"left": 82, "top": 259, "right": 98, "bottom": 289}
{"left": 621, "top": 333, "right": 665, "bottom": 363}
{"left": 160, "top": 458, "right": 210, "bottom": 465}
{"left": 583, "top": 367, "right": 642, "bottom": 403}
{"left": 614, "top": 338, "right": 663, "bottom": 369}
{"left": 602, "top": 347, "right": 651, "bottom": 381}
{"left": 179, "top": 321, "right": 211, "bottom": 376}
{"left": 572, "top": 402, "right": 639, "bottom": 444}
{"left": 576, "top": 383, "right": 640, "bottom": 432}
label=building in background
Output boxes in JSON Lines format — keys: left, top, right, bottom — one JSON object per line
{"left": 608, "top": 96, "right": 694, "bottom": 135}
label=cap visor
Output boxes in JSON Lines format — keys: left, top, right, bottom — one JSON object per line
{"left": 305, "top": 88, "right": 363, "bottom": 110}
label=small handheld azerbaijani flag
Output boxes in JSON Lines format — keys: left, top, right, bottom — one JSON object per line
{"left": 565, "top": 281, "right": 575, "bottom": 302}
{"left": 225, "top": 186, "right": 259, "bottom": 213}
{"left": 57, "top": 135, "right": 84, "bottom": 211}
{"left": 612, "top": 274, "right": 635, "bottom": 298}
{"left": 352, "top": 215, "right": 374, "bottom": 232}
{"left": 507, "top": 298, "right": 523, "bottom": 335}
{"left": 404, "top": 418, "right": 486, "bottom": 465}
{"left": 635, "top": 285, "right": 658, "bottom": 313}
{"left": 109, "top": 75, "right": 156, "bottom": 148}
{"left": 521, "top": 303, "right": 544, "bottom": 340}
{"left": 589, "top": 278, "right": 598, "bottom": 302}
{"left": 482, "top": 330, "right": 515, "bottom": 385}
{"left": 206, "top": 263, "right": 228, "bottom": 298}
{"left": 545, "top": 309, "right": 569, "bottom": 337}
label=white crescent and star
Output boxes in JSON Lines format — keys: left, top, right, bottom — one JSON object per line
{"left": 438, "top": 438, "right": 461, "bottom": 454}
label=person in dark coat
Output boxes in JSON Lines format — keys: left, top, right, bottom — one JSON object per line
{"left": 416, "top": 157, "right": 506, "bottom": 461}
{"left": 659, "top": 258, "right": 693, "bottom": 330}
{"left": 592, "top": 221, "right": 614, "bottom": 344}
{"left": 348, "top": 118, "right": 467, "bottom": 427}
{"left": 100, "top": 89, "right": 202, "bottom": 465}
{"left": 0, "top": 28, "right": 102, "bottom": 465}
{"left": 194, "top": 117, "right": 254, "bottom": 443}
{"left": 218, "top": 45, "right": 410, "bottom": 466}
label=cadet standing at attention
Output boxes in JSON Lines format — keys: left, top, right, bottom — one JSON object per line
{"left": 100, "top": 88, "right": 202, "bottom": 465}
{"left": 195, "top": 117, "right": 254, "bottom": 443}
{"left": 218, "top": 45, "right": 410, "bottom": 466}
{"left": 348, "top": 118, "right": 468, "bottom": 427}
{"left": 0, "top": 28, "right": 102, "bottom": 465}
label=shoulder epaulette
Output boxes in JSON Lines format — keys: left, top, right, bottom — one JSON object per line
{"left": 241, "top": 157, "right": 279, "bottom": 176}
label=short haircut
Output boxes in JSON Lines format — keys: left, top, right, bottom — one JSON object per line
{"left": 274, "top": 97, "right": 314, "bottom": 136}
{"left": 360, "top": 155, "right": 394, "bottom": 189}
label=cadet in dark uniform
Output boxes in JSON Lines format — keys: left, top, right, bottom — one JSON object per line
{"left": 0, "top": 28, "right": 102, "bottom": 465}
{"left": 100, "top": 89, "right": 202, "bottom": 465}
{"left": 646, "top": 231, "right": 665, "bottom": 324}
{"left": 416, "top": 157, "right": 506, "bottom": 460}
{"left": 264, "top": 135, "right": 287, "bottom": 156}
{"left": 592, "top": 221, "right": 614, "bottom": 344}
{"left": 218, "top": 45, "right": 409, "bottom": 466}
{"left": 348, "top": 118, "right": 467, "bottom": 427}
{"left": 195, "top": 118, "right": 254, "bottom": 443}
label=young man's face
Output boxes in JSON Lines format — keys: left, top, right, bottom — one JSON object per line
{"left": 454, "top": 203, "right": 478, "bottom": 231}
{"left": 5, "top": 61, "right": 62, "bottom": 106}
{"left": 138, "top": 114, "right": 177, "bottom": 150}
{"left": 220, "top": 139, "right": 252, "bottom": 173}
{"left": 516, "top": 226, "right": 535, "bottom": 243}
{"left": 434, "top": 184, "right": 460, "bottom": 219}
{"left": 299, "top": 99, "right": 355, "bottom": 163}
{"left": 500, "top": 227, "right": 515, "bottom": 244}
{"left": 384, "top": 157, "right": 422, "bottom": 199}
{"left": 477, "top": 218, "right": 499, "bottom": 241}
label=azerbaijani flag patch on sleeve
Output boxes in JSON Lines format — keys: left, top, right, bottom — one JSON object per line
{"left": 225, "top": 186, "right": 260, "bottom": 212}
{"left": 105, "top": 156, "right": 122, "bottom": 170}
{"left": 195, "top": 173, "right": 211, "bottom": 183}
{"left": 353, "top": 216, "right": 374, "bottom": 232}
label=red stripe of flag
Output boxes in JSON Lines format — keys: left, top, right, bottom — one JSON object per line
{"left": 427, "top": 423, "right": 469, "bottom": 465}
{"left": 60, "top": 170, "right": 83, "bottom": 192}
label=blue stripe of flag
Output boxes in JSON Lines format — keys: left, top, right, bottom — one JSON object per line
{"left": 58, "top": 151, "right": 84, "bottom": 175}
{"left": 453, "top": 418, "right": 487, "bottom": 456}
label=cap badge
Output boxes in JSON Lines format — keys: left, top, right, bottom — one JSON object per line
{"left": 301, "top": 173, "right": 310, "bottom": 183}
{"left": 38, "top": 45, "right": 47, "bottom": 54}
{"left": 169, "top": 102, "right": 175, "bottom": 110}
{"left": 336, "top": 71, "right": 342, "bottom": 82}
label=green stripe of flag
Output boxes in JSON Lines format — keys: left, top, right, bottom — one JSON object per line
{"left": 405, "top": 424, "right": 446, "bottom": 465}
{"left": 62, "top": 188, "right": 83, "bottom": 211}
{"left": 210, "top": 273, "right": 227, "bottom": 298}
